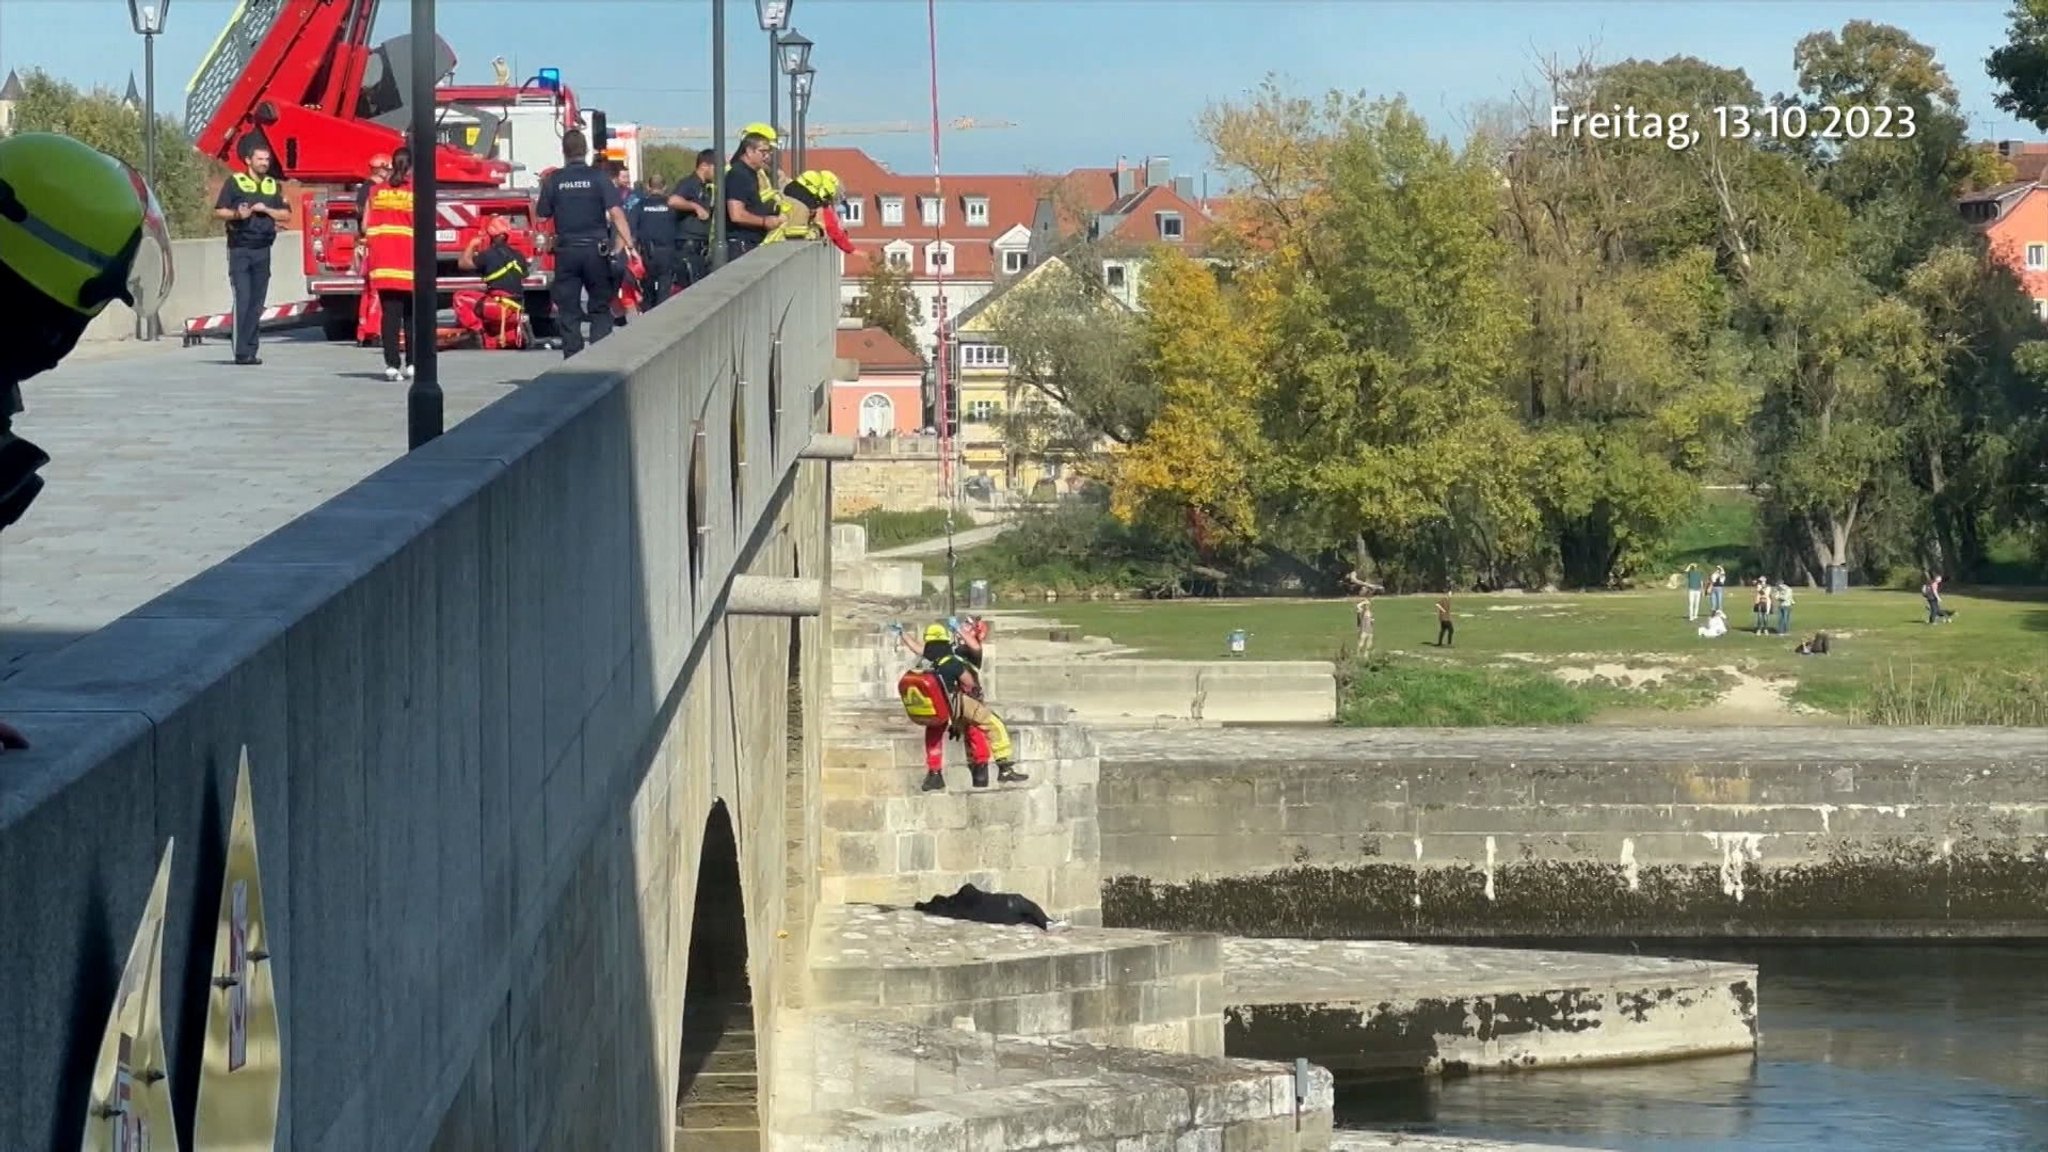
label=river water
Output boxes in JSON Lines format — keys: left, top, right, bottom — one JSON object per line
{"left": 1334, "top": 943, "right": 2048, "bottom": 1151}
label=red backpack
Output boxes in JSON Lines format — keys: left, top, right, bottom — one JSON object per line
{"left": 897, "top": 668, "right": 953, "bottom": 729}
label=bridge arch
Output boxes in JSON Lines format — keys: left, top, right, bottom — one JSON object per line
{"left": 675, "top": 799, "right": 757, "bottom": 1144}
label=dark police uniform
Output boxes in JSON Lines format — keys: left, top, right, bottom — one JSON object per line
{"left": 722, "top": 160, "right": 774, "bottom": 261}
{"left": 214, "top": 170, "right": 288, "bottom": 363}
{"left": 671, "top": 172, "right": 714, "bottom": 286}
{"left": 536, "top": 159, "right": 622, "bottom": 357}
{"left": 629, "top": 192, "right": 679, "bottom": 309}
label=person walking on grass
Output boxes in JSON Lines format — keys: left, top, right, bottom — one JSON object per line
{"left": 1685, "top": 563, "right": 1703, "bottom": 621}
{"left": 1773, "top": 578, "right": 1795, "bottom": 636}
{"left": 1709, "top": 565, "right": 1727, "bottom": 614}
{"left": 1355, "top": 596, "right": 1375, "bottom": 657}
{"left": 1435, "top": 592, "right": 1455, "bottom": 648}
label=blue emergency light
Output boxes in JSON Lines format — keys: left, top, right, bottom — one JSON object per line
{"left": 534, "top": 68, "right": 561, "bottom": 92}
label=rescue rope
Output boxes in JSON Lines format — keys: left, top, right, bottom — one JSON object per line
{"left": 925, "top": 0, "right": 959, "bottom": 618}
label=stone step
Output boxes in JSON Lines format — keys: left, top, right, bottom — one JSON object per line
{"left": 688, "top": 1046, "right": 761, "bottom": 1075}
{"left": 678, "top": 1070, "right": 758, "bottom": 1105}
{"left": 680, "top": 1023, "right": 755, "bottom": 1051}
{"left": 673, "top": 1124, "right": 761, "bottom": 1151}
{"left": 675, "top": 1101, "right": 762, "bottom": 1130}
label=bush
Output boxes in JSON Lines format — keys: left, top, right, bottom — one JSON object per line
{"left": 956, "top": 497, "right": 1194, "bottom": 596}
{"left": 11, "top": 70, "right": 223, "bottom": 240}
{"left": 836, "top": 507, "right": 972, "bottom": 551}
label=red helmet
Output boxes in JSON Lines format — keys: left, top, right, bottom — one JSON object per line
{"left": 485, "top": 216, "right": 512, "bottom": 238}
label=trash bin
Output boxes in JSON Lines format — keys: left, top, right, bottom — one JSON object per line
{"left": 1226, "top": 629, "right": 1248, "bottom": 656}
{"left": 1826, "top": 564, "right": 1848, "bottom": 594}
{"left": 969, "top": 580, "right": 990, "bottom": 609}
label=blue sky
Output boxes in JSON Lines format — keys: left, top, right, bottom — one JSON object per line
{"left": 0, "top": 0, "right": 2039, "bottom": 181}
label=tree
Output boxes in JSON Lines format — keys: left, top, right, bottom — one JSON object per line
{"left": 10, "top": 69, "right": 221, "bottom": 239}
{"left": 1108, "top": 247, "right": 1271, "bottom": 552}
{"left": 640, "top": 144, "right": 700, "bottom": 190}
{"left": 980, "top": 260, "right": 1151, "bottom": 446}
{"left": 1990, "top": 0, "right": 2048, "bottom": 130}
{"left": 852, "top": 257, "right": 923, "bottom": 361}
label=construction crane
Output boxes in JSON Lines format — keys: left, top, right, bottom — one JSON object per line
{"left": 636, "top": 117, "right": 1015, "bottom": 146}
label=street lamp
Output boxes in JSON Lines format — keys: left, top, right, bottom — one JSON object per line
{"left": 755, "top": 0, "right": 791, "bottom": 179}
{"left": 406, "top": 0, "right": 443, "bottom": 449}
{"left": 126, "top": 0, "right": 168, "bottom": 340}
{"left": 791, "top": 66, "right": 814, "bottom": 173}
{"left": 710, "top": 0, "right": 728, "bottom": 270}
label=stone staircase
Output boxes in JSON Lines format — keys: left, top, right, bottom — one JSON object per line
{"left": 675, "top": 988, "right": 762, "bottom": 1151}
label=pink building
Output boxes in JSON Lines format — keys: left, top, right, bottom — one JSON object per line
{"left": 831, "top": 327, "right": 926, "bottom": 437}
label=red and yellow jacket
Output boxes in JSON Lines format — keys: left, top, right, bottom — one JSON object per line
{"left": 362, "top": 179, "right": 416, "bottom": 293}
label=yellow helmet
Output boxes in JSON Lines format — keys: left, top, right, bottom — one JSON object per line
{"left": 0, "top": 133, "right": 171, "bottom": 320}
{"left": 740, "top": 122, "right": 778, "bottom": 145}
{"left": 922, "top": 623, "right": 951, "bottom": 644}
{"left": 814, "top": 170, "right": 840, "bottom": 199}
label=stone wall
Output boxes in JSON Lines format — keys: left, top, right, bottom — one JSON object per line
{"left": 832, "top": 457, "right": 947, "bottom": 516}
{"left": 81, "top": 236, "right": 313, "bottom": 344}
{"left": 818, "top": 702, "right": 1103, "bottom": 925}
{"left": 1096, "top": 728, "right": 2048, "bottom": 939}
{"left": 0, "top": 243, "right": 841, "bottom": 1150}
{"left": 991, "top": 660, "right": 1338, "bottom": 725}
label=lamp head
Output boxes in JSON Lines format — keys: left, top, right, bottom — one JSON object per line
{"left": 778, "top": 29, "right": 813, "bottom": 76}
{"left": 755, "top": 0, "right": 791, "bottom": 31}
{"left": 127, "top": 0, "right": 167, "bottom": 35}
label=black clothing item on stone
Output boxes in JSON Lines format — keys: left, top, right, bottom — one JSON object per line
{"left": 537, "top": 160, "right": 622, "bottom": 243}
{"left": 913, "top": 883, "right": 1051, "bottom": 931}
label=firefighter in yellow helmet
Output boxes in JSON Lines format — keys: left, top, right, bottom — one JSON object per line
{"left": 0, "top": 131, "right": 175, "bottom": 752}
{"left": 765, "top": 169, "right": 856, "bottom": 255}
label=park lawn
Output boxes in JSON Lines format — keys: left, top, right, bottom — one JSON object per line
{"left": 1018, "top": 588, "right": 2048, "bottom": 726}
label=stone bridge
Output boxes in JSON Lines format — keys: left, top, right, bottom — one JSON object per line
{"left": 0, "top": 242, "right": 842, "bottom": 1150}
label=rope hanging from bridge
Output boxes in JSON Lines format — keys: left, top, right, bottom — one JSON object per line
{"left": 925, "top": 0, "right": 959, "bottom": 618}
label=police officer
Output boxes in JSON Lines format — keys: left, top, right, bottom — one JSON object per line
{"left": 630, "top": 173, "right": 679, "bottom": 309}
{"left": 536, "top": 128, "right": 635, "bottom": 358}
{"left": 668, "top": 148, "right": 716, "bottom": 287}
{"left": 212, "top": 142, "right": 292, "bottom": 366}
{"left": 723, "top": 129, "right": 783, "bottom": 261}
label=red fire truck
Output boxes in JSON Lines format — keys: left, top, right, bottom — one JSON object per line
{"left": 185, "top": 0, "right": 607, "bottom": 341}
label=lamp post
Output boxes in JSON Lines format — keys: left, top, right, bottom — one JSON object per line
{"left": 778, "top": 30, "right": 812, "bottom": 169}
{"left": 755, "top": 0, "right": 791, "bottom": 179}
{"left": 791, "top": 66, "right": 814, "bottom": 174}
{"left": 710, "top": 0, "right": 728, "bottom": 271}
{"left": 407, "top": 0, "right": 443, "bottom": 449}
{"left": 126, "top": 0, "right": 168, "bottom": 341}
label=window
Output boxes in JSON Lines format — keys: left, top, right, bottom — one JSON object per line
{"left": 1157, "top": 211, "right": 1184, "bottom": 240}
{"left": 880, "top": 196, "right": 904, "bottom": 225}
{"left": 1106, "top": 264, "right": 1127, "bottom": 290}
{"left": 886, "top": 248, "right": 911, "bottom": 271}
{"left": 967, "top": 399, "right": 999, "bottom": 422}
{"left": 965, "top": 196, "right": 990, "bottom": 225}
{"left": 925, "top": 242, "right": 951, "bottom": 273}
{"left": 839, "top": 198, "right": 864, "bottom": 226}
{"left": 961, "top": 344, "right": 1009, "bottom": 369}
{"left": 920, "top": 196, "right": 943, "bottom": 226}
{"left": 2037, "top": 299, "right": 2048, "bottom": 321}
{"left": 842, "top": 293, "right": 867, "bottom": 319}
{"left": 858, "top": 393, "right": 896, "bottom": 437}
{"left": 1002, "top": 250, "right": 1029, "bottom": 275}
{"left": 2029, "top": 243, "right": 2048, "bottom": 270}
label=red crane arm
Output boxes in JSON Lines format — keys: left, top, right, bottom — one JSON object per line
{"left": 187, "top": 0, "right": 508, "bottom": 187}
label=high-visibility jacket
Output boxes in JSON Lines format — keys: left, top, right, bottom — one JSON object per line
{"left": 766, "top": 171, "right": 854, "bottom": 254}
{"left": 362, "top": 180, "right": 416, "bottom": 293}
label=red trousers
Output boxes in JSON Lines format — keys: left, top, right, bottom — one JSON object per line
{"left": 923, "top": 722, "right": 991, "bottom": 771}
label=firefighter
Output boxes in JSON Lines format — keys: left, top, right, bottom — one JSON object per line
{"left": 211, "top": 140, "right": 292, "bottom": 366}
{"left": 722, "top": 124, "right": 783, "bottom": 261}
{"left": 537, "top": 128, "right": 635, "bottom": 358}
{"left": 360, "top": 147, "right": 418, "bottom": 380}
{"left": 351, "top": 152, "right": 393, "bottom": 346}
{"left": 896, "top": 623, "right": 1028, "bottom": 792}
{"left": 667, "top": 148, "right": 716, "bottom": 287}
{"left": 765, "top": 169, "right": 855, "bottom": 255}
{"left": 353, "top": 152, "right": 392, "bottom": 223}
{"left": 0, "top": 131, "right": 175, "bottom": 753}
{"left": 453, "top": 216, "right": 531, "bottom": 349}
{"left": 629, "top": 173, "right": 679, "bottom": 308}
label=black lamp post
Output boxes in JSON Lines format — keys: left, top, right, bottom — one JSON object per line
{"left": 791, "top": 66, "right": 814, "bottom": 174}
{"left": 779, "top": 29, "right": 813, "bottom": 170}
{"left": 407, "top": 0, "right": 443, "bottom": 449}
{"left": 756, "top": 0, "right": 791, "bottom": 179}
{"left": 126, "top": 0, "right": 168, "bottom": 341}
{"left": 710, "top": 0, "right": 728, "bottom": 271}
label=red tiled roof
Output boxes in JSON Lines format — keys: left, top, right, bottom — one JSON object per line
{"left": 811, "top": 146, "right": 1123, "bottom": 280}
{"left": 836, "top": 326, "right": 924, "bottom": 373}
{"left": 1093, "top": 184, "right": 1216, "bottom": 251}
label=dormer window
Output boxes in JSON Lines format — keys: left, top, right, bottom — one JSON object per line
{"left": 880, "top": 196, "right": 904, "bottom": 226}
{"left": 925, "top": 241, "right": 952, "bottom": 273}
{"left": 920, "top": 196, "right": 944, "bottom": 226}
{"left": 965, "top": 196, "right": 990, "bottom": 226}
{"left": 839, "top": 197, "right": 865, "bottom": 226}
{"left": 1003, "top": 250, "right": 1028, "bottom": 274}
{"left": 1157, "top": 211, "right": 1184, "bottom": 241}
{"left": 884, "top": 241, "right": 912, "bottom": 270}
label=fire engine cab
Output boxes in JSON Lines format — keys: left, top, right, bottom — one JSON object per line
{"left": 184, "top": 0, "right": 614, "bottom": 342}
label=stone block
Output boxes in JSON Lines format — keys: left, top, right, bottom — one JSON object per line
{"left": 823, "top": 797, "right": 885, "bottom": 832}
{"left": 895, "top": 831, "right": 937, "bottom": 872}
{"left": 828, "top": 831, "right": 886, "bottom": 874}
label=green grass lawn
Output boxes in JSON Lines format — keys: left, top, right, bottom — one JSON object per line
{"left": 1019, "top": 588, "right": 2048, "bottom": 727}
{"left": 835, "top": 508, "right": 974, "bottom": 552}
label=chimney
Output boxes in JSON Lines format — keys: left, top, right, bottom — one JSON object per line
{"left": 1145, "top": 156, "right": 1170, "bottom": 188}
{"left": 1115, "top": 163, "right": 1138, "bottom": 199}
{"left": 1172, "top": 174, "right": 1195, "bottom": 201}
{"left": 1028, "top": 194, "right": 1059, "bottom": 264}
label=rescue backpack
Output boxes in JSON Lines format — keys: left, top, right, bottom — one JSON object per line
{"left": 897, "top": 667, "right": 953, "bottom": 729}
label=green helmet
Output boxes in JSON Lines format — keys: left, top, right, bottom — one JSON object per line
{"left": 0, "top": 132, "right": 172, "bottom": 322}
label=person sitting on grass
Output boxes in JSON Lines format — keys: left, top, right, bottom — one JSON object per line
{"left": 1697, "top": 608, "right": 1728, "bottom": 639}
{"left": 1795, "top": 632, "right": 1831, "bottom": 656}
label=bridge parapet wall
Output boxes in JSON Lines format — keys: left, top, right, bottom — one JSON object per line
{"left": 0, "top": 243, "right": 840, "bottom": 1149}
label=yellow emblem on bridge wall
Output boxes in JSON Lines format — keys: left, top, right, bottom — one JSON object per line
{"left": 83, "top": 841, "right": 180, "bottom": 1152}
{"left": 195, "top": 747, "right": 282, "bottom": 1149}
